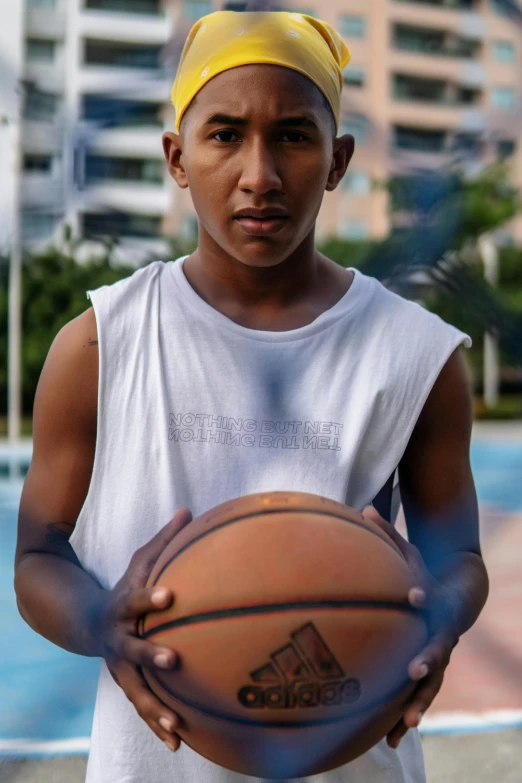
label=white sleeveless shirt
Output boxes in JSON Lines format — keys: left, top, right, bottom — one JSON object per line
{"left": 70, "top": 258, "right": 470, "bottom": 783}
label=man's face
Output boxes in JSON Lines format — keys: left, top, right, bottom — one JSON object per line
{"left": 163, "top": 64, "right": 354, "bottom": 268}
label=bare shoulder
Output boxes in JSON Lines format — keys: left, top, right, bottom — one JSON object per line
{"left": 34, "top": 308, "right": 99, "bottom": 438}
{"left": 410, "top": 347, "right": 472, "bottom": 444}
{"left": 16, "top": 308, "right": 100, "bottom": 567}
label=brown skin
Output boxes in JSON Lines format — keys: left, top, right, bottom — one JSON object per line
{"left": 14, "top": 64, "right": 488, "bottom": 757}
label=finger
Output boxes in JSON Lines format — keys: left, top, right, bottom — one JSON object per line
{"left": 118, "top": 635, "right": 178, "bottom": 670}
{"left": 387, "top": 718, "right": 409, "bottom": 750}
{"left": 111, "top": 660, "right": 182, "bottom": 745}
{"left": 119, "top": 587, "right": 173, "bottom": 620}
{"left": 402, "top": 670, "right": 445, "bottom": 729}
{"left": 408, "top": 586, "right": 427, "bottom": 608}
{"left": 362, "top": 506, "right": 387, "bottom": 525}
{"left": 408, "top": 635, "right": 452, "bottom": 681}
{"left": 130, "top": 507, "right": 193, "bottom": 583}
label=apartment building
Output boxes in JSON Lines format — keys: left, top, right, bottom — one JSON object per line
{"left": 0, "top": 0, "right": 176, "bottom": 257}
{"left": 167, "top": 0, "right": 522, "bottom": 245}
{"left": 0, "top": 0, "right": 520, "bottom": 253}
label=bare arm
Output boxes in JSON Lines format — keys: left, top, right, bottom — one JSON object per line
{"left": 14, "top": 308, "right": 192, "bottom": 752}
{"left": 14, "top": 308, "right": 104, "bottom": 655}
{"left": 398, "top": 347, "right": 489, "bottom": 638}
{"left": 365, "top": 347, "right": 489, "bottom": 749}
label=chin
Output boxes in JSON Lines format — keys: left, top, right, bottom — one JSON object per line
{"left": 230, "top": 240, "right": 301, "bottom": 269}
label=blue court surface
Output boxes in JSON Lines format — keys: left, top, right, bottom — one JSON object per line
{"left": 0, "top": 438, "right": 520, "bottom": 755}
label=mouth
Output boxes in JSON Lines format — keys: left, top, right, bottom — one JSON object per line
{"left": 233, "top": 209, "right": 289, "bottom": 237}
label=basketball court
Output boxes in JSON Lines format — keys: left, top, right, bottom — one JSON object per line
{"left": 1, "top": 423, "right": 521, "bottom": 780}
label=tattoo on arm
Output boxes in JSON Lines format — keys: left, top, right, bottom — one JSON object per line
{"left": 88, "top": 338, "right": 98, "bottom": 347}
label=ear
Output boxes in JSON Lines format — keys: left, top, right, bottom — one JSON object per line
{"left": 326, "top": 134, "right": 355, "bottom": 192}
{"left": 163, "top": 131, "right": 189, "bottom": 189}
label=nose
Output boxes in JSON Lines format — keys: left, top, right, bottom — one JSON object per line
{"left": 237, "top": 138, "right": 283, "bottom": 195}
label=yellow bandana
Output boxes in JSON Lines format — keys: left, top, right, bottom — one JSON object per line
{"left": 171, "top": 11, "right": 351, "bottom": 132}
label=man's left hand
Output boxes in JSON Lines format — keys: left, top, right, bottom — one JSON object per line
{"left": 362, "top": 506, "right": 460, "bottom": 749}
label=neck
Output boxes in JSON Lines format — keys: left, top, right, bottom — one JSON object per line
{"left": 182, "top": 228, "right": 325, "bottom": 314}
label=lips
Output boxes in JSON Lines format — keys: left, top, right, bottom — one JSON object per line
{"left": 233, "top": 208, "right": 289, "bottom": 237}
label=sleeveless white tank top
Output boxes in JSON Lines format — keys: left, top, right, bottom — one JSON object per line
{"left": 70, "top": 258, "right": 470, "bottom": 783}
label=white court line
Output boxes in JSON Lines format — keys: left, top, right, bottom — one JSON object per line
{"left": 420, "top": 710, "right": 522, "bottom": 735}
{"left": 0, "top": 738, "right": 90, "bottom": 756}
{"left": 1, "top": 712, "right": 522, "bottom": 756}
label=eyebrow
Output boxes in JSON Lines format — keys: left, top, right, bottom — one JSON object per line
{"left": 205, "top": 113, "right": 319, "bottom": 129}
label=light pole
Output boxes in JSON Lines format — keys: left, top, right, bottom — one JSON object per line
{"left": 479, "top": 233, "right": 500, "bottom": 410}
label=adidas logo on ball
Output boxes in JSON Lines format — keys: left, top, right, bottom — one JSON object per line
{"left": 237, "top": 622, "right": 361, "bottom": 710}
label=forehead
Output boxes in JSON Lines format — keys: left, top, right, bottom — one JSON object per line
{"left": 187, "top": 64, "right": 328, "bottom": 120}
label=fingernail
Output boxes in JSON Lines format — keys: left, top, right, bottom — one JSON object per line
{"left": 417, "top": 663, "right": 429, "bottom": 679}
{"left": 410, "top": 588, "right": 426, "bottom": 606}
{"left": 154, "top": 653, "right": 173, "bottom": 669}
{"left": 152, "top": 589, "right": 169, "bottom": 607}
{"left": 165, "top": 739, "right": 177, "bottom": 752}
{"left": 414, "top": 710, "right": 424, "bottom": 726}
{"left": 159, "top": 717, "right": 174, "bottom": 733}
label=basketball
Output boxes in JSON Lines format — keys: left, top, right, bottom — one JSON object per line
{"left": 139, "top": 492, "right": 428, "bottom": 778}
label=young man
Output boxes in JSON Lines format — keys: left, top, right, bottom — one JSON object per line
{"left": 15, "top": 10, "right": 488, "bottom": 783}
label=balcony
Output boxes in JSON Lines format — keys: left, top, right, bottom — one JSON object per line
{"left": 22, "top": 120, "right": 64, "bottom": 154}
{"left": 392, "top": 24, "right": 481, "bottom": 58}
{"left": 84, "top": 0, "right": 165, "bottom": 14}
{"left": 458, "top": 12, "right": 486, "bottom": 39}
{"left": 84, "top": 153, "right": 164, "bottom": 185}
{"left": 24, "top": 60, "right": 65, "bottom": 93}
{"left": 86, "top": 127, "right": 164, "bottom": 157}
{"left": 391, "top": 1, "right": 485, "bottom": 41}
{"left": 393, "top": 0, "right": 477, "bottom": 9}
{"left": 79, "top": 8, "right": 170, "bottom": 44}
{"left": 459, "top": 61, "right": 486, "bottom": 88}
{"left": 21, "top": 175, "right": 64, "bottom": 208}
{"left": 81, "top": 181, "right": 169, "bottom": 214}
{"left": 392, "top": 73, "right": 482, "bottom": 107}
{"left": 25, "top": 7, "right": 66, "bottom": 39}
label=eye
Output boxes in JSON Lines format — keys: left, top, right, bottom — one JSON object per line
{"left": 212, "top": 130, "right": 241, "bottom": 143}
{"left": 280, "top": 131, "right": 308, "bottom": 143}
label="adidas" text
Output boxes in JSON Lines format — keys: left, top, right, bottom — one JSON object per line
{"left": 238, "top": 677, "right": 361, "bottom": 710}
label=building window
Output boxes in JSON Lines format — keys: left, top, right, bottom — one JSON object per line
{"left": 26, "top": 39, "right": 56, "bottom": 63}
{"left": 82, "top": 96, "right": 162, "bottom": 127}
{"left": 23, "top": 154, "right": 53, "bottom": 173}
{"left": 85, "top": 155, "right": 164, "bottom": 184}
{"left": 84, "top": 0, "right": 164, "bottom": 13}
{"left": 23, "top": 88, "right": 58, "bottom": 121}
{"left": 452, "top": 133, "right": 482, "bottom": 155}
{"left": 339, "top": 220, "right": 370, "bottom": 240}
{"left": 394, "top": 0, "right": 474, "bottom": 8}
{"left": 492, "top": 86, "right": 516, "bottom": 109}
{"left": 84, "top": 39, "right": 163, "bottom": 69}
{"left": 82, "top": 211, "right": 162, "bottom": 238}
{"left": 342, "top": 170, "right": 371, "bottom": 194}
{"left": 394, "top": 126, "right": 446, "bottom": 153}
{"left": 343, "top": 67, "right": 365, "bottom": 87}
{"left": 339, "top": 114, "right": 370, "bottom": 144}
{"left": 497, "top": 138, "right": 516, "bottom": 158}
{"left": 339, "top": 15, "right": 366, "bottom": 39}
{"left": 21, "top": 211, "right": 56, "bottom": 241}
{"left": 27, "top": 0, "right": 56, "bottom": 6}
{"left": 183, "top": 0, "right": 213, "bottom": 18}
{"left": 490, "top": 0, "right": 513, "bottom": 17}
{"left": 492, "top": 40, "right": 516, "bottom": 63}
{"left": 457, "top": 87, "right": 479, "bottom": 105}
{"left": 392, "top": 73, "right": 447, "bottom": 103}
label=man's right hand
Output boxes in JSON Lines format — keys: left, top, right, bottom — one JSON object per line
{"left": 98, "top": 507, "right": 193, "bottom": 752}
